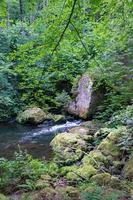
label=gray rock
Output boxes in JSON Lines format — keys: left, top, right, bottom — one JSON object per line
{"left": 66, "top": 74, "right": 104, "bottom": 119}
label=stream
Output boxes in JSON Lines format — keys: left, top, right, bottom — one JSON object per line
{"left": 0, "top": 120, "right": 81, "bottom": 160}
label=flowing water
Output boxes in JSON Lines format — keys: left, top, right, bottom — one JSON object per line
{"left": 0, "top": 120, "right": 81, "bottom": 160}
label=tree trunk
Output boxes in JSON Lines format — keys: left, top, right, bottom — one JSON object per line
{"left": 19, "top": 0, "right": 24, "bottom": 21}
{"left": 6, "top": 2, "right": 10, "bottom": 27}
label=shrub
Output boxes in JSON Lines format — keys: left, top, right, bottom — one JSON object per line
{"left": 0, "top": 149, "right": 46, "bottom": 192}
{"left": 107, "top": 105, "right": 133, "bottom": 128}
{"left": 0, "top": 68, "right": 19, "bottom": 121}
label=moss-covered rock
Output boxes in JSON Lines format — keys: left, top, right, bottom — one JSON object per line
{"left": 56, "top": 186, "right": 80, "bottom": 200}
{"left": 70, "top": 127, "right": 93, "bottom": 142}
{"left": 91, "top": 173, "right": 121, "bottom": 189}
{"left": 50, "top": 127, "right": 93, "bottom": 164}
{"left": 81, "top": 121, "right": 100, "bottom": 134}
{"left": 97, "top": 127, "right": 127, "bottom": 160}
{"left": 21, "top": 188, "right": 56, "bottom": 200}
{"left": 47, "top": 113, "right": 66, "bottom": 123}
{"left": 17, "top": 107, "right": 46, "bottom": 124}
{"left": 123, "top": 156, "right": 133, "bottom": 181}
{"left": 77, "top": 165, "right": 97, "bottom": 179}
{"left": 21, "top": 186, "right": 80, "bottom": 200}
{"left": 66, "top": 165, "right": 97, "bottom": 181}
{"left": 51, "top": 132, "right": 86, "bottom": 164}
{"left": 60, "top": 165, "right": 79, "bottom": 176}
{"left": 82, "top": 150, "right": 108, "bottom": 169}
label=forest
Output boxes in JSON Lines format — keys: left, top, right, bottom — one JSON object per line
{"left": 0, "top": 0, "right": 133, "bottom": 200}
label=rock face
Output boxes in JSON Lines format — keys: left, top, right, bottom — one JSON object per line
{"left": 67, "top": 74, "right": 104, "bottom": 119}
{"left": 17, "top": 107, "right": 46, "bottom": 124}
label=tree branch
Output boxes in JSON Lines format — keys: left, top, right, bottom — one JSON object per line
{"left": 51, "top": 0, "right": 78, "bottom": 55}
{"left": 39, "top": 0, "right": 78, "bottom": 80}
{"left": 70, "top": 21, "right": 90, "bottom": 55}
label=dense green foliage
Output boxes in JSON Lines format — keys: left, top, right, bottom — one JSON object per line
{"left": 0, "top": 2, "right": 133, "bottom": 199}
{"left": 0, "top": 149, "right": 46, "bottom": 192}
{"left": 107, "top": 105, "right": 133, "bottom": 127}
{"left": 0, "top": 0, "right": 132, "bottom": 121}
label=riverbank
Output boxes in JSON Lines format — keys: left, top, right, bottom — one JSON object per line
{"left": 0, "top": 105, "right": 133, "bottom": 200}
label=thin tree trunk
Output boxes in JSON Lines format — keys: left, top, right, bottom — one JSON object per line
{"left": 19, "top": 0, "right": 24, "bottom": 21}
{"left": 6, "top": 1, "right": 10, "bottom": 28}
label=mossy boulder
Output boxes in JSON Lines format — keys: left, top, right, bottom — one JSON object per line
{"left": 81, "top": 121, "right": 100, "bottom": 134}
{"left": 97, "top": 127, "right": 127, "bottom": 160}
{"left": 70, "top": 127, "right": 93, "bottom": 141}
{"left": 21, "top": 186, "right": 80, "bottom": 200}
{"left": 17, "top": 107, "right": 46, "bottom": 124}
{"left": 51, "top": 132, "right": 86, "bottom": 164}
{"left": 91, "top": 173, "right": 121, "bottom": 189}
{"left": 60, "top": 165, "right": 79, "bottom": 176}
{"left": 77, "top": 165, "right": 97, "bottom": 179}
{"left": 47, "top": 113, "right": 66, "bottom": 123}
{"left": 65, "top": 165, "right": 97, "bottom": 181}
{"left": 123, "top": 156, "right": 133, "bottom": 181}
{"left": 51, "top": 127, "right": 92, "bottom": 164}
{"left": 21, "top": 188, "right": 56, "bottom": 200}
{"left": 55, "top": 186, "right": 80, "bottom": 200}
{"left": 82, "top": 150, "right": 108, "bottom": 169}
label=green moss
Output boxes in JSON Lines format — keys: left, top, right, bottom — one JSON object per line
{"left": 123, "top": 156, "right": 133, "bottom": 181}
{"left": 36, "top": 174, "right": 51, "bottom": 189}
{"left": 98, "top": 139, "right": 120, "bottom": 158}
{"left": 17, "top": 107, "right": 46, "bottom": 124}
{"left": 21, "top": 186, "right": 80, "bottom": 200}
{"left": 82, "top": 150, "right": 108, "bottom": 169}
{"left": 91, "top": 173, "right": 121, "bottom": 189}
{"left": 66, "top": 165, "right": 97, "bottom": 181}
{"left": 60, "top": 165, "right": 79, "bottom": 176}
{"left": 50, "top": 131, "right": 88, "bottom": 164}
{"left": 97, "top": 127, "right": 127, "bottom": 159}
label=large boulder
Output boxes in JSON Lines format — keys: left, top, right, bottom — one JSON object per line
{"left": 50, "top": 126, "right": 93, "bottom": 164}
{"left": 66, "top": 74, "right": 104, "bottom": 119}
{"left": 97, "top": 127, "right": 127, "bottom": 160}
{"left": 17, "top": 107, "right": 46, "bottom": 124}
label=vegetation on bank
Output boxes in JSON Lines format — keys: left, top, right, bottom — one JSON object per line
{"left": 0, "top": 105, "right": 133, "bottom": 199}
{"left": 0, "top": 0, "right": 133, "bottom": 199}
